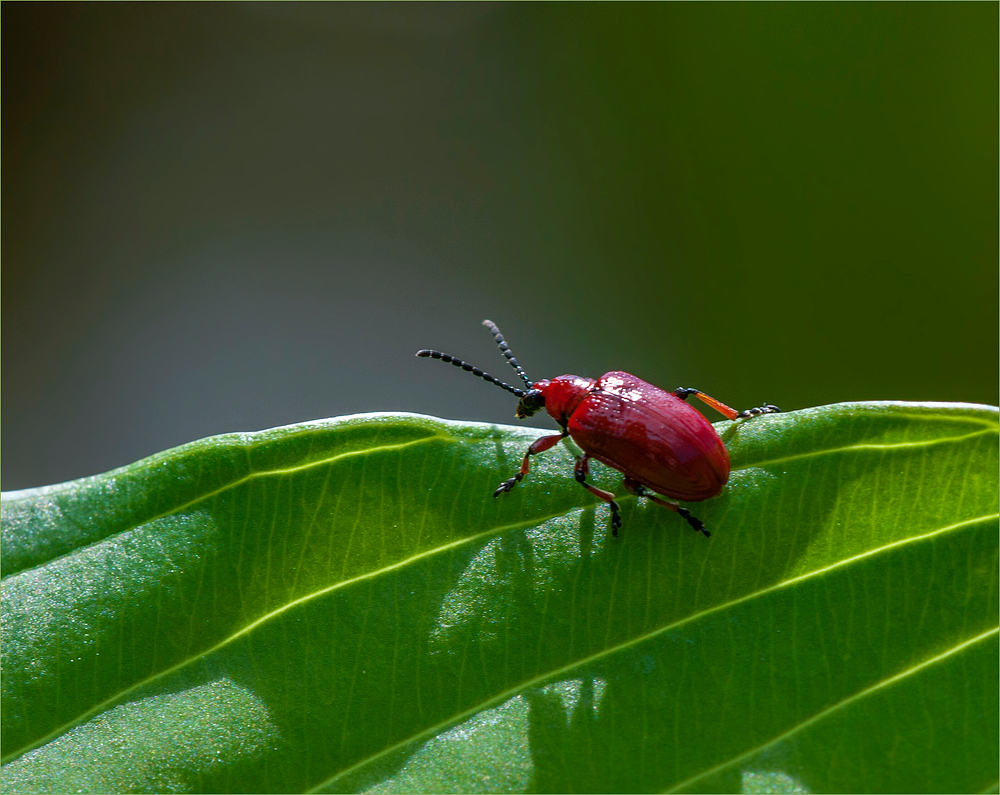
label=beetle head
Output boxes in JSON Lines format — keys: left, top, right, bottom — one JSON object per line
{"left": 515, "top": 386, "right": 546, "bottom": 419}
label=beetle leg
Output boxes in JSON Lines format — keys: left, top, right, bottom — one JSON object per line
{"left": 673, "top": 388, "right": 780, "bottom": 422}
{"left": 574, "top": 455, "right": 622, "bottom": 536}
{"left": 622, "top": 477, "right": 711, "bottom": 538}
{"left": 493, "top": 431, "right": 567, "bottom": 497}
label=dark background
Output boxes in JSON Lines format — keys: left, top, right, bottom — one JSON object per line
{"left": 4, "top": 3, "right": 997, "bottom": 491}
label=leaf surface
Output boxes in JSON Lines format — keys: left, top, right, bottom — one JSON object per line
{"left": 2, "top": 403, "right": 997, "bottom": 793}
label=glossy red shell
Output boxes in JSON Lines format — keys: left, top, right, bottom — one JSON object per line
{"left": 540, "top": 371, "right": 730, "bottom": 502}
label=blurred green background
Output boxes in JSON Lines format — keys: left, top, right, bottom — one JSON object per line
{"left": 3, "top": 3, "right": 997, "bottom": 490}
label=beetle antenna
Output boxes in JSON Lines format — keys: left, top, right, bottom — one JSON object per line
{"left": 482, "top": 320, "right": 533, "bottom": 388}
{"left": 416, "top": 350, "right": 527, "bottom": 398}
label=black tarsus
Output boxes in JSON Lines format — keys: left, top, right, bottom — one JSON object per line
{"left": 737, "top": 404, "right": 781, "bottom": 419}
{"left": 676, "top": 506, "right": 710, "bottom": 538}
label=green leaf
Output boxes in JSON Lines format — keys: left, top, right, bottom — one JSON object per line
{"left": 2, "top": 403, "right": 997, "bottom": 794}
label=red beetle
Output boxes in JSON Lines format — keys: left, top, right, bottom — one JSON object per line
{"left": 417, "top": 320, "right": 779, "bottom": 537}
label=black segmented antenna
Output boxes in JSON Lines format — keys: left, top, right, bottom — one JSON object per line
{"left": 415, "top": 349, "right": 527, "bottom": 398}
{"left": 482, "top": 320, "right": 533, "bottom": 388}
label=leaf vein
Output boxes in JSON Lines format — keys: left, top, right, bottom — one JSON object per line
{"left": 303, "top": 512, "right": 997, "bottom": 792}
{"left": 665, "top": 626, "right": 1000, "bottom": 793}
{"left": 744, "top": 427, "right": 998, "bottom": 470}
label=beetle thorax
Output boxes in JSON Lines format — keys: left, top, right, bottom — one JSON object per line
{"left": 539, "top": 375, "right": 596, "bottom": 425}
